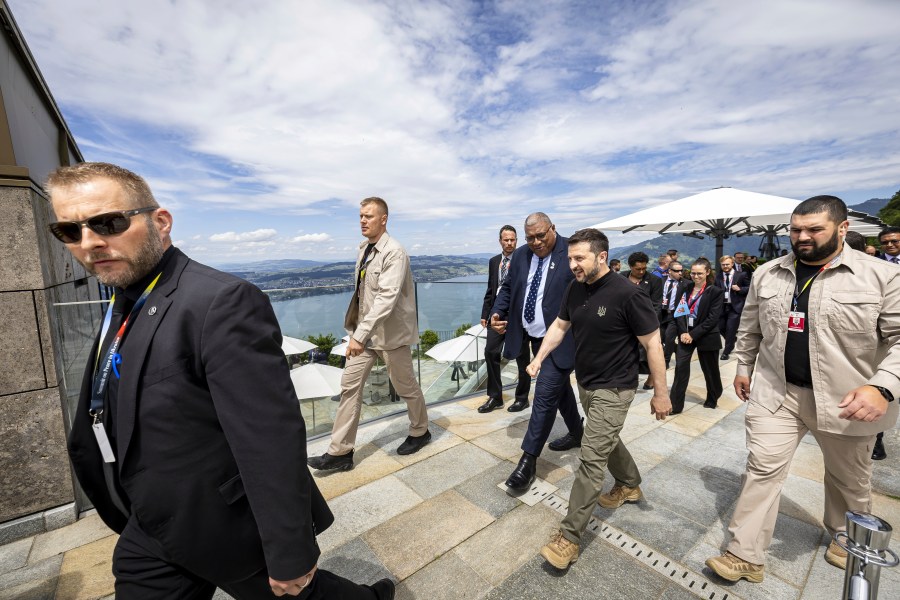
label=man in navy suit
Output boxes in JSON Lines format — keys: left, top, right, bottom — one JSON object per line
{"left": 489, "top": 213, "right": 583, "bottom": 491}
{"left": 48, "top": 163, "right": 392, "bottom": 599}
{"left": 478, "top": 225, "right": 532, "bottom": 413}
{"left": 715, "top": 255, "right": 750, "bottom": 360}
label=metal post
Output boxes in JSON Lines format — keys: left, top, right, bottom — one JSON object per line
{"left": 835, "top": 512, "right": 899, "bottom": 600}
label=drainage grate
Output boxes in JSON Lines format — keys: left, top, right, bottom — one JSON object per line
{"left": 497, "top": 478, "right": 558, "bottom": 506}
{"left": 540, "top": 494, "right": 744, "bottom": 600}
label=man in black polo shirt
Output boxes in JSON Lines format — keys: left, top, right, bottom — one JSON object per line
{"left": 529, "top": 228, "right": 671, "bottom": 570}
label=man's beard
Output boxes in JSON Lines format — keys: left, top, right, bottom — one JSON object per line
{"left": 791, "top": 230, "right": 841, "bottom": 263}
{"left": 83, "top": 229, "right": 165, "bottom": 288}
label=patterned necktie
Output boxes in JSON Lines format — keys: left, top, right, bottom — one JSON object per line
{"left": 524, "top": 256, "right": 544, "bottom": 324}
{"left": 726, "top": 273, "right": 731, "bottom": 288}
{"left": 500, "top": 256, "right": 510, "bottom": 285}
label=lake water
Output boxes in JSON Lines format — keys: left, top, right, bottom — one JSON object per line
{"left": 270, "top": 275, "right": 489, "bottom": 341}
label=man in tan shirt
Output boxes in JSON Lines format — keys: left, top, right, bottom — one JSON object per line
{"left": 308, "top": 197, "right": 430, "bottom": 471}
{"left": 707, "top": 195, "right": 900, "bottom": 583}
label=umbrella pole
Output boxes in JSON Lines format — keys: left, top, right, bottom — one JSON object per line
{"left": 715, "top": 235, "right": 724, "bottom": 266}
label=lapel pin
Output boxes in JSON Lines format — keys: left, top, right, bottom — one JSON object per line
{"left": 550, "top": 262, "right": 555, "bottom": 270}
{"left": 148, "top": 306, "right": 157, "bottom": 316}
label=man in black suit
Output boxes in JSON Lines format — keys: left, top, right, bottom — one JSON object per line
{"left": 47, "top": 163, "right": 391, "bottom": 600}
{"left": 478, "top": 225, "right": 531, "bottom": 413}
{"left": 490, "top": 213, "right": 583, "bottom": 491}
{"left": 715, "top": 255, "right": 750, "bottom": 360}
{"left": 660, "top": 260, "right": 684, "bottom": 369}
{"left": 622, "top": 252, "right": 663, "bottom": 388}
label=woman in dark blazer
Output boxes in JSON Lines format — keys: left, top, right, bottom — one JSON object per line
{"left": 669, "top": 258, "right": 724, "bottom": 413}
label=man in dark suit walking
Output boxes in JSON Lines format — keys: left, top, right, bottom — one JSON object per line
{"left": 622, "top": 252, "right": 663, "bottom": 388}
{"left": 715, "top": 255, "right": 750, "bottom": 360}
{"left": 478, "top": 225, "right": 532, "bottom": 413}
{"left": 47, "top": 163, "right": 392, "bottom": 599}
{"left": 489, "top": 213, "right": 583, "bottom": 491}
{"left": 660, "top": 261, "right": 684, "bottom": 369}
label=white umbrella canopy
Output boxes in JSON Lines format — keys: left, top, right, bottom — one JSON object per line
{"left": 330, "top": 335, "right": 351, "bottom": 356}
{"left": 282, "top": 336, "right": 317, "bottom": 355}
{"left": 593, "top": 187, "right": 885, "bottom": 261}
{"left": 464, "top": 324, "right": 488, "bottom": 338}
{"left": 426, "top": 334, "right": 487, "bottom": 362}
{"left": 290, "top": 363, "right": 344, "bottom": 400}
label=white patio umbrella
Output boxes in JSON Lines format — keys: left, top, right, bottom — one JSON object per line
{"left": 330, "top": 335, "right": 351, "bottom": 356}
{"left": 289, "top": 363, "right": 344, "bottom": 400}
{"left": 464, "top": 324, "right": 488, "bottom": 338}
{"left": 426, "top": 334, "right": 487, "bottom": 362}
{"left": 281, "top": 336, "right": 317, "bottom": 356}
{"left": 593, "top": 187, "right": 885, "bottom": 262}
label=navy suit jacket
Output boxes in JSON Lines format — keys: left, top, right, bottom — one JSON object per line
{"left": 481, "top": 253, "right": 505, "bottom": 321}
{"left": 714, "top": 269, "right": 750, "bottom": 312}
{"left": 67, "top": 248, "right": 332, "bottom": 584}
{"left": 490, "top": 236, "right": 575, "bottom": 369}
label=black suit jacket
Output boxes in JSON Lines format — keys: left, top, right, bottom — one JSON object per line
{"left": 713, "top": 269, "right": 750, "bottom": 312}
{"left": 481, "top": 253, "right": 510, "bottom": 321}
{"left": 621, "top": 271, "right": 663, "bottom": 313}
{"left": 490, "top": 236, "right": 575, "bottom": 368}
{"left": 67, "top": 248, "right": 332, "bottom": 583}
{"left": 674, "top": 281, "right": 724, "bottom": 351}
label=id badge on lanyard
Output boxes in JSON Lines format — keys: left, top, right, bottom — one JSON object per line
{"left": 90, "top": 273, "right": 162, "bottom": 462}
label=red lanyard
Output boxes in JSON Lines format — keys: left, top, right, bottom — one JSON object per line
{"left": 687, "top": 283, "right": 706, "bottom": 315}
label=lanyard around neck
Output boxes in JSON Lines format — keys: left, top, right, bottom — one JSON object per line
{"left": 90, "top": 273, "right": 162, "bottom": 419}
{"left": 792, "top": 252, "right": 842, "bottom": 311}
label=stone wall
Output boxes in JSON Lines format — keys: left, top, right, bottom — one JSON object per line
{"left": 0, "top": 181, "right": 99, "bottom": 524}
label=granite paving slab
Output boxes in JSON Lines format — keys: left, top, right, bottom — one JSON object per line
{"left": 779, "top": 474, "right": 825, "bottom": 528}
{"left": 453, "top": 502, "right": 561, "bottom": 586}
{"left": 315, "top": 475, "right": 423, "bottom": 553}
{"left": 53, "top": 535, "right": 117, "bottom": 600}
{"left": 640, "top": 462, "right": 743, "bottom": 527}
{"left": 483, "top": 532, "right": 672, "bottom": 600}
{"left": 0, "top": 537, "right": 32, "bottom": 577}
{"left": 371, "top": 423, "right": 465, "bottom": 468}
{"left": 661, "top": 412, "right": 718, "bottom": 437}
{"left": 28, "top": 515, "right": 113, "bottom": 564}
{"left": 764, "top": 513, "right": 824, "bottom": 586}
{"left": 319, "top": 537, "right": 394, "bottom": 589}
{"left": 433, "top": 411, "right": 530, "bottom": 442}
{"left": 0, "top": 555, "right": 62, "bottom": 600}
{"left": 453, "top": 462, "right": 523, "bottom": 519}
{"left": 312, "top": 444, "right": 405, "bottom": 501}
{"left": 598, "top": 501, "right": 710, "bottom": 559}
{"left": 872, "top": 424, "right": 900, "bottom": 496}
{"left": 395, "top": 550, "right": 491, "bottom": 600}
{"left": 671, "top": 435, "right": 750, "bottom": 482}
{"left": 393, "top": 442, "right": 500, "bottom": 499}
{"left": 468, "top": 426, "right": 526, "bottom": 461}
{"left": 786, "top": 439, "right": 825, "bottom": 483}
{"left": 362, "top": 489, "right": 494, "bottom": 580}
{"left": 798, "top": 542, "right": 846, "bottom": 600}
{"left": 626, "top": 426, "right": 695, "bottom": 459}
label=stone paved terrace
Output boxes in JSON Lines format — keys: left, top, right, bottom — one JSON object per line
{"left": 3, "top": 357, "right": 900, "bottom": 600}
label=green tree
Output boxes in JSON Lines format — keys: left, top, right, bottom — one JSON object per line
{"left": 419, "top": 330, "right": 439, "bottom": 353}
{"left": 454, "top": 323, "right": 472, "bottom": 337}
{"left": 878, "top": 189, "right": 900, "bottom": 227}
{"left": 306, "top": 333, "right": 342, "bottom": 367}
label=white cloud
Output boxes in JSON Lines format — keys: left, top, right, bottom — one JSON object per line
{"left": 9, "top": 0, "right": 900, "bottom": 262}
{"left": 291, "top": 233, "right": 331, "bottom": 243}
{"left": 209, "top": 229, "right": 278, "bottom": 242}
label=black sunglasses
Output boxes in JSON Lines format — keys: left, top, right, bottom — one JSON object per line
{"left": 49, "top": 207, "right": 157, "bottom": 243}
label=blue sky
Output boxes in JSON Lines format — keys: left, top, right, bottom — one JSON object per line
{"left": 10, "top": 0, "right": 900, "bottom": 264}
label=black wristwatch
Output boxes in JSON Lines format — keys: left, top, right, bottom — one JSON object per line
{"left": 871, "top": 385, "right": 895, "bottom": 403}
